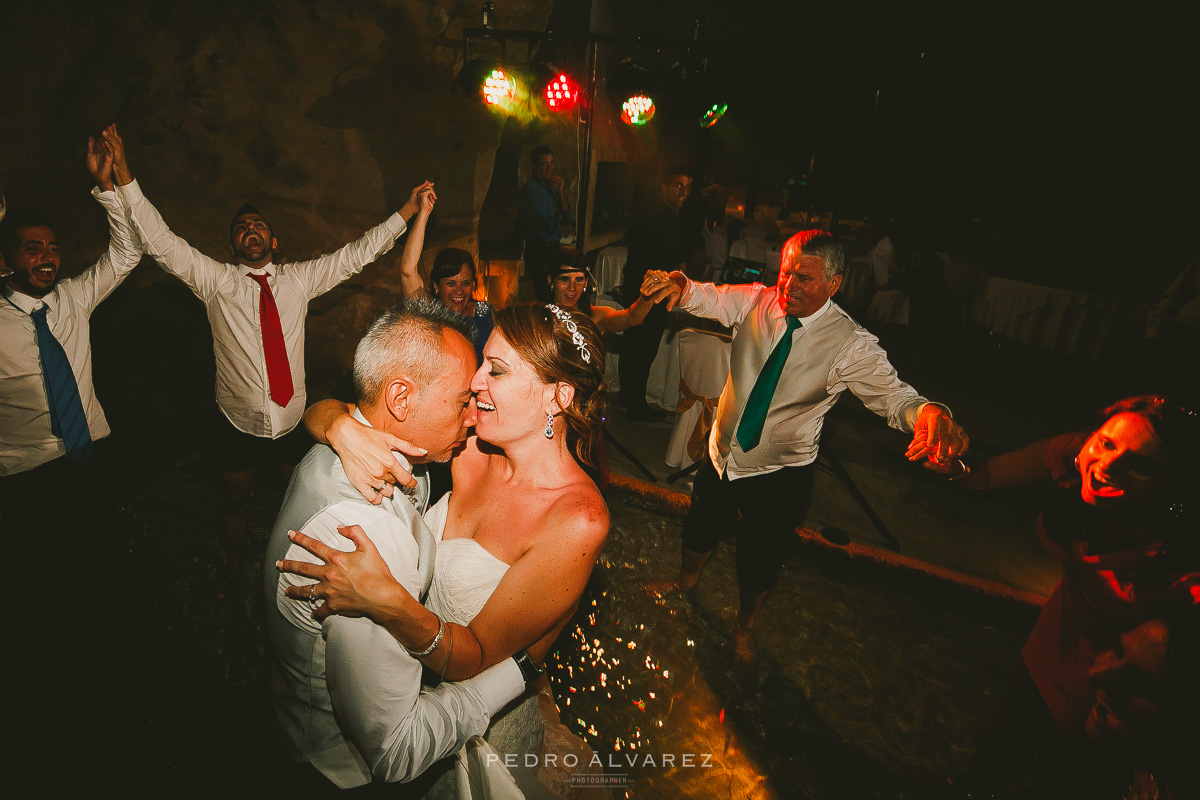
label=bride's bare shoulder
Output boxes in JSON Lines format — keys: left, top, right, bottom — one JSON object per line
{"left": 546, "top": 475, "right": 609, "bottom": 544}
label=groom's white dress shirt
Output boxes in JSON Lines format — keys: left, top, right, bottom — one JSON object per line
{"left": 264, "top": 412, "right": 523, "bottom": 788}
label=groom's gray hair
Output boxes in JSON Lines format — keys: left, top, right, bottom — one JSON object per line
{"left": 353, "top": 298, "right": 475, "bottom": 407}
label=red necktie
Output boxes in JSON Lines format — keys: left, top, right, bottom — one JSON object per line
{"left": 246, "top": 272, "right": 294, "bottom": 407}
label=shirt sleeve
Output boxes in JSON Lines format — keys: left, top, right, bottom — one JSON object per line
{"left": 678, "top": 279, "right": 756, "bottom": 327}
{"left": 324, "top": 617, "right": 525, "bottom": 783}
{"left": 830, "top": 328, "right": 931, "bottom": 432}
{"left": 59, "top": 186, "right": 145, "bottom": 314}
{"left": 299, "top": 502, "right": 525, "bottom": 783}
{"left": 116, "top": 180, "right": 228, "bottom": 300}
{"left": 296, "top": 213, "right": 408, "bottom": 300}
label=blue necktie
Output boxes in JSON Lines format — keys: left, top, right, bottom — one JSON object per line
{"left": 736, "top": 316, "right": 801, "bottom": 452}
{"left": 30, "top": 305, "right": 93, "bottom": 463}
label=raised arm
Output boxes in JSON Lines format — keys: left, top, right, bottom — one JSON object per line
{"left": 299, "top": 181, "right": 431, "bottom": 299}
{"left": 591, "top": 284, "right": 669, "bottom": 334}
{"left": 398, "top": 184, "right": 436, "bottom": 301}
{"left": 654, "top": 269, "right": 757, "bottom": 326}
{"left": 69, "top": 126, "right": 144, "bottom": 313}
{"left": 303, "top": 399, "right": 420, "bottom": 502}
{"left": 112, "top": 131, "right": 227, "bottom": 299}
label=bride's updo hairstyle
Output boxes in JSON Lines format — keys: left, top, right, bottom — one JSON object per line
{"left": 494, "top": 303, "right": 606, "bottom": 466}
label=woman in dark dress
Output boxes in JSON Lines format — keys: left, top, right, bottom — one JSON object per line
{"left": 940, "top": 395, "right": 1200, "bottom": 789}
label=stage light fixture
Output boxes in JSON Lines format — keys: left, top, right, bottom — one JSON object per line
{"left": 621, "top": 94, "right": 656, "bottom": 126}
{"left": 482, "top": 67, "right": 518, "bottom": 107}
{"left": 698, "top": 102, "right": 728, "bottom": 129}
{"left": 543, "top": 72, "right": 580, "bottom": 112}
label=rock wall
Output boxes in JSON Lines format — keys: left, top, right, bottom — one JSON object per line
{"left": 2, "top": 0, "right": 570, "bottom": 396}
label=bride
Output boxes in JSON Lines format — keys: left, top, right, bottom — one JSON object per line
{"left": 282, "top": 302, "right": 609, "bottom": 796}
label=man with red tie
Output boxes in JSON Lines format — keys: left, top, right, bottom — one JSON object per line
{"left": 109, "top": 129, "right": 430, "bottom": 588}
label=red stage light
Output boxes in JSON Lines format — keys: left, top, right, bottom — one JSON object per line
{"left": 544, "top": 73, "right": 579, "bottom": 112}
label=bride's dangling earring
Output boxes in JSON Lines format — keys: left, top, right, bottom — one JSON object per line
{"left": 544, "top": 412, "right": 555, "bottom": 439}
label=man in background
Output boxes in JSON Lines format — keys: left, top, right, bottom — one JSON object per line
{"left": 518, "top": 145, "right": 571, "bottom": 302}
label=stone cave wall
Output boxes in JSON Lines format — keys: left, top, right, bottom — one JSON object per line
{"left": 2, "top": 0, "right": 567, "bottom": 398}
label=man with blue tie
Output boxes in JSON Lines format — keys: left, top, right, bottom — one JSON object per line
{"left": 0, "top": 127, "right": 142, "bottom": 523}
{"left": 642, "top": 231, "right": 970, "bottom": 664}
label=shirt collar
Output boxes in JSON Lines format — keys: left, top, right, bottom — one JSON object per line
{"left": 244, "top": 263, "right": 277, "bottom": 279}
{"left": 775, "top": 297, "right": 832, "bottom": 329}
{"left": 2, "top": 284, "right": 49, "bottom": 315}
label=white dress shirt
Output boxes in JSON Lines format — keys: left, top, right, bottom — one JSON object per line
{"left": 678, "top": 279, "right": 938, "bottom": 479}
{"left": 264, "top": 419, "right": 523, "bottom": 788}
{"left": 117, "top": 180, "right": 408, "bottom": 438}
{"left": 0, "top": 187, "right": 142, "bottom": 475}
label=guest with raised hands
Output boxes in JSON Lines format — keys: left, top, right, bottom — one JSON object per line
{"left": 111, "top": 125, "right": 431, "bottom": 591}
{"left": 1, "top": 126, "right": 141, "bottom": 523}
{"left": 396, "top": 183, "right": 493, "bottom": 365}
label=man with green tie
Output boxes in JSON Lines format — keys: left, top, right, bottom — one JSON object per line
{"left": 642, "top": 231, "right": 969, "bottom": 664}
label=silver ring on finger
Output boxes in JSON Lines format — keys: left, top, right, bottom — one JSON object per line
{"left": 309, "top": 584, "right": 318, "bottom": 605}
{"left": 372, "top": 485, "right": 383, "bottom": 494}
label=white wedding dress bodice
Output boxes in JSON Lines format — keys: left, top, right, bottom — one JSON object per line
{"left": 425, "top": 497, "right": 511, "bottom": 628}
{"left": 422, "top": 494, "right": 547, "bottom": 800}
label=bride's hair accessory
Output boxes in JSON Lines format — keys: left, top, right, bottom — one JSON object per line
{"left": 545, "top": 304, "right": 592, "bottom": 363}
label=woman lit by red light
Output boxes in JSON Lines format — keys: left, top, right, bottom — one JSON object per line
{"left": 939, "top": 395, "right": 1200, "bottom": 788}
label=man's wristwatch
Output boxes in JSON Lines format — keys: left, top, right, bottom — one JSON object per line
{"left": 513, "top": 650, "right": 544, "bottom": 684}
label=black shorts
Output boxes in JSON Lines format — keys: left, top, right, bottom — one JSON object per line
{"left": 211, "top": 410, "right": 314, "bottom": 474}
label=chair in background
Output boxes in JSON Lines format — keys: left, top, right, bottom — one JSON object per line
{"left": 666, "top": 329, "right": 733, "bottom": 471}
{"left": 702, "top": 224, "right": 728, "bottom": 283}
{"left": 864, "top": 235, "right": 911, "bottom": 325}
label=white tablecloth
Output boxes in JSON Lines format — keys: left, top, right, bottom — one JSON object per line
{"left": 594, "top": 246, "right": 627, "bottom": 296}
{"left": 972, "top": 275, "right": 1149, "bottom": 359}
{"left": 598, "top": 300, "right": 724, "bottom": 414}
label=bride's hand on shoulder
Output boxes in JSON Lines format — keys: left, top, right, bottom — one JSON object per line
{"left": 278, "top": 525, "right": 417, "bottom": 623}
{"left": 326, "top": 411, "right": 427, "bottom": 504}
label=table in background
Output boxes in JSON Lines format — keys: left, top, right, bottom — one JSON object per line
{"left": 594, "top": 246, "right": 627, "bottom": 296}
{"left": 972, "top": 275, "right": 1149, "bottom": 359}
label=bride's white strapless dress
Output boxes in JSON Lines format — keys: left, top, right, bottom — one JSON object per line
{"left": 422, "top": 494, "right": 548, "bottom": 800}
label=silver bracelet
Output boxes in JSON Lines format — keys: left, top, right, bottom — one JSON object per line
{"left": 946, "top": 458, "right": 971, "bottom": 481}
{"left": 406, "top": 615, "right": 445, "bottom": 658}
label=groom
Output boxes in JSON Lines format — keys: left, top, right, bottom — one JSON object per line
{"left": 264, "top": 299, "right": 532, "bottom": 789}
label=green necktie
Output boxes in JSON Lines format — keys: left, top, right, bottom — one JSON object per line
{"left": 736, "top": 316, "right": 801, "bottom": 452}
